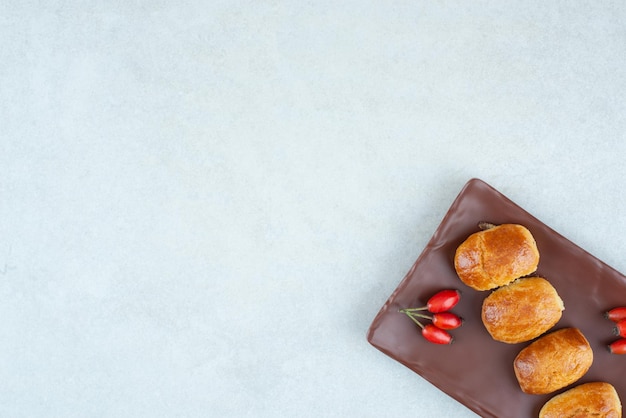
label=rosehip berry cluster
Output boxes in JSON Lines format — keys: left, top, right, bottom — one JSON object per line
{"left": 400, "top": 289, "right": 463, "bottom": 345}
{"left": 605, "top": 307, "right": 626, "bottom": 354}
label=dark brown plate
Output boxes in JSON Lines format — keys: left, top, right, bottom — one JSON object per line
{"left": 367, "top": 178, "right": 626, "bottom": 418}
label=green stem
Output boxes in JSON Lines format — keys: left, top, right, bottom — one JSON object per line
{"left": 400, "top": 310, "right": 424, "bottom": 329}
{"left": 409, "top": 312, "right": 432, "bottom": 320}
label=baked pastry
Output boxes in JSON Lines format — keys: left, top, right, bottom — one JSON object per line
{"left": 539, "top": 382, "right": 622, "bottom": 418}
{"left": 514, "top": 328, "right": 593, "bottom": 395}
{"left": 481, "top": 277, "right": 564, "bottom": 343}
{"left": 454, "top": 224, "right": 540, "bottom": 291}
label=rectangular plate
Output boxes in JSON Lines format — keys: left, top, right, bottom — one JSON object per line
{"left": 367, "top": 178, "right": 626, "bottom": 417}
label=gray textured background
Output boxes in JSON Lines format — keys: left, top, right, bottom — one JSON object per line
{"left": 2, "top": 1, "right": 626, "bottom": 417}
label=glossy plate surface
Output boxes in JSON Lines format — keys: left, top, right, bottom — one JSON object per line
{"left": 367, "top": 178, "right": 626, "bottom": 417}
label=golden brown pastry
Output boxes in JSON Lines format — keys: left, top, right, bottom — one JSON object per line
{"left": 481, "top": 277, "right": 564, "bottom": 344}
{"left": 454, "top": 224, "right": 540, "bottom": 291}
{"left": 539, "top": 382, "right": 622, "bottom": 418}
{"left": 514, "top": 328, "right": 593, "bottom": 395}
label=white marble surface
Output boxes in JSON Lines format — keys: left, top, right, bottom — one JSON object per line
{"left": 2, "top": 1, "right": 626, "bottom": 417}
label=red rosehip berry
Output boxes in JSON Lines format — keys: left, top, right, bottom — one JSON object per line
{"left": 614, "top": 320, "right": 626, "bottom": 338}
{"left": 431, "top": 312, "right": 463, "bottom": 330}
{"left": 426, "top": 289, "right": 461, "bottom": 313}
{"left": 608, "top": 339, "right": 626, "bottom": 355}
{"left": 605, "top": 307, "right": 626, "bottom": 323}
{"left": 421, "top": 323, "right": 453, "bottom": 345}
